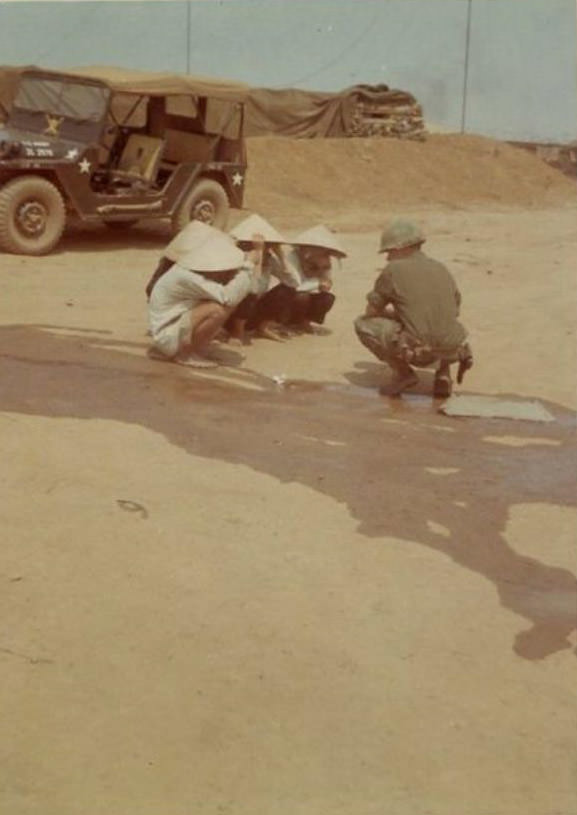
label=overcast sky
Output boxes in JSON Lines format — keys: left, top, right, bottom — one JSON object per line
{"left": 0, "top": 0, "right": 575, "bottom": 142}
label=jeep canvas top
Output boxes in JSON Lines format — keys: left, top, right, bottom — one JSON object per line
{"left": 0, "top": 65, "right": 249, "bottom": 255}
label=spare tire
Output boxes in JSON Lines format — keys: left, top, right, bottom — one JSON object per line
{"left": 0, "top": 175, "right": 66, "bottom": 255}
{"left": 173, "top": 178, "right": 229, "bottom": 233}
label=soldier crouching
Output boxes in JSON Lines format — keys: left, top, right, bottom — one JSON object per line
{"left": 355, "top": 218, "right": 473, "bottom": 397}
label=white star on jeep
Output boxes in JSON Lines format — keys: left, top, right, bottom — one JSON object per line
{"left": 66, "top": 148, "right": 79, "bottom": 160}
{"left": 232, "top": 172, "right": 244, "bottom": 186}
{"left": 78, "top": 158, "right": 91, "bottom": 174}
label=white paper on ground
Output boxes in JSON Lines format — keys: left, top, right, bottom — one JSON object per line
{"left": 439, "top": 395, "right": 555, "bottom": 423}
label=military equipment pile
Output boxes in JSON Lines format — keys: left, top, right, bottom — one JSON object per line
{"left": 347, "top": 87, "right": 426, "bottom": 140}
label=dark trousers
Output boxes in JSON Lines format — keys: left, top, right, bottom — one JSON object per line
{"left": 224, "top": 294, "right": 259, "bottom": 331}
{"left": 246, "top": 284, "right": 335, "bottom": 329}
{"left": 290, "top": 289, "right": 335, "bottom": 325}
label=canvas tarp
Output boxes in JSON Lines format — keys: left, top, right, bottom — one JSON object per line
{"left": 244, "top": 84, "right": 419, "bottom": 138}
{"left": 0, "top": 66, "right": 419, "bottom": 139}
{"left": 0, "top": 66, "right": 26, "bottom": 118}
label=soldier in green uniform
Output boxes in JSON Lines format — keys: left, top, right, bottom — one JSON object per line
{"left": 354, "top": 218, "right": 472, "bottom": 397}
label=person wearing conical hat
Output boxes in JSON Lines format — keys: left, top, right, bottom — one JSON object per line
{"left": 259, "top": 224, "right": 347, "bottom": 335}
{"left": 354, "top": 217, "right": 472, "bottom": 397}
{"left": 147, "top": 224, "right": 265, "bottom": 368}
{"left": 228, "top": 213, "right": 301, "bottom": 342}
{"left": 145, "top": 220, "right": 216, "bottom": 301}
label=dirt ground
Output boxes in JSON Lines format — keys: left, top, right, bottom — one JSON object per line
{"left": 1, "top": 135, "right": 576, "bottom": 814}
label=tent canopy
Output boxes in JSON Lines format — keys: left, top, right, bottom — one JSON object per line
{"left": 244, "top": 84, "right": 420, "bottom": 138}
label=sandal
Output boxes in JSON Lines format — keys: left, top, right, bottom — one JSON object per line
{"left": 174, "top": 353, "right": 219, "bottom": 369}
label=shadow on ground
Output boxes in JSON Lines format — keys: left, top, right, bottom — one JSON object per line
{"left": 54, "top": 220, "right": 170, "bottom": 256}
{"left": 344, "top": 359, "right": 438, "bottom": 394}
{"left": 1, "top": 324, "right": 576, "bottom": 661}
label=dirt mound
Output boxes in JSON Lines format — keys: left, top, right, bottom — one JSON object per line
{"left": 244, "top": 134, "right": 577, "bottom": 228}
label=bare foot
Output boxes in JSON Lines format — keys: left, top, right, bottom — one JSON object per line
{"left": 147, "top": 347, "right": 171, "bottom": 362}
{"left": 228, "top": 336, "right": 250, "bottom": 348}
{"left": 298, "top": 321, "right": 315, "bottom": 334}
{"left": 277, "top": 326, "right": 298, "bottom": 338}
{"left": 203, "top": 345, "right": 246, "bottom": 364}
{"left": 257, "top": 326, "right": 285, "bottom": 342}
{"left": 286, "top": 322, "right": 315, "bottom": 335}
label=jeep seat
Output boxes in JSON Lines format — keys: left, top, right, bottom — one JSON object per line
{"left": 109, "top": 134, "right": 165, "bottom": 188}
{"left": 162, "top": 129, "right": 216, "bottom": 165}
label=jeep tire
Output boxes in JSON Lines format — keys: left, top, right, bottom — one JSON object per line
{"left": 173, "top": 178, "right": 229, "bottom": 232}
{"left": 0, "top": 176, "right": 66, "bottom": 255}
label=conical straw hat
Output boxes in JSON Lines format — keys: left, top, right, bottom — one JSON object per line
{"left": 292, "top": 224, "right": 347, "bottom": 258}
{"left": 164, "top": 220, "right": 230, "bottom": 263}
{"left": 229, "top": 213, "right": 286, "bottom": 245}
{"left": 177, "top": 230, "right": 245, "bottom": 273}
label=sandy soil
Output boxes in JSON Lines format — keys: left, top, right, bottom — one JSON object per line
{"left": 0, "top": 135, "right": 576, "bottom": 814}
{"left": 245, "top": 134, "right": 577, "bottom": 229}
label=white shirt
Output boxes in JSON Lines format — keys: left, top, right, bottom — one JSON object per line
{"left": 148, "top": 262, "right": 254, "bottom": 336}
{"left": 252, "top": 249, "right": 301, "bottom": 297}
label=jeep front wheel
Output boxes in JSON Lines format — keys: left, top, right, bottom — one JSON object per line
{"left": 173, "top": 178, "right": 229, "bottom": 232}
{"left": 0, "top": 176, "right": 66, "bottom": 255}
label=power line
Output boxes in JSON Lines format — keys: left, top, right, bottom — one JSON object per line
{"left": 186, "top": 0, "right": 192, "bottom": 74}
{"left": 281, "top": 8, "right": 381, "bottom": 88}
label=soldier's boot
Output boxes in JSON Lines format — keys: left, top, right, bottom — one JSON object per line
{"left": 433, "top": 361, "right": 453, "bottom": 398}
{"left": 457, "top": 343, "right": 474, "bottom": 384}
{"left": 380, "top": 362, "right": 419, "bottom": 396}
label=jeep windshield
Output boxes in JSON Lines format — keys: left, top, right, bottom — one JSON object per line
{"left": 9, "top": 74, "right": 110, "bottom": 142}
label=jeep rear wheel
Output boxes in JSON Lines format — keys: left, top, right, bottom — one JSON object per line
{"left": 0, "top": 176, "right": 66, "bottom": 255}
{"left": 173, "top": 178, "right": 229, "bottom": 232}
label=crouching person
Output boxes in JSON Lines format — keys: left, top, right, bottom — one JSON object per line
{"left": 147, "top": 224, "right": 263, "bottom": 368}
{"left": 228, "top": 213, "right": 297, "bottom": 343}
{"left": 239, "top": 224, "right": 347, "bottom": 338}
{"left": 279, "top": 225, "right": 347, "bottom": 334}
{"left": 228, "top": 223, "right": 346, "bottom": 340}
{"left": 146, "top": 220, "right": 221, "bottom": 301}
{"left": 354, "top": 218, "right": 473, "bottom": 397}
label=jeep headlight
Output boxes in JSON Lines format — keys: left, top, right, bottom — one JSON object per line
{"left": 0, "top": 140, "right": 22, "bottom": 159}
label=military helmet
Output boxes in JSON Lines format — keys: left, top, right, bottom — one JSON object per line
{"left": 378, "top": 218, "right": 425, "bottom": 253}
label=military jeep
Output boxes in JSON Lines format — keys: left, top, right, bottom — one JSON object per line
{"left": 0, "top": 65, "right": 248, "bottom": 255}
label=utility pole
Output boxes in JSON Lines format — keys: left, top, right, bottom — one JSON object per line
{"left": 186, "top": 0, "right": 192, "bottom": 74}
{"left": 461, "top": 0, "right": 473, "bottom": 133}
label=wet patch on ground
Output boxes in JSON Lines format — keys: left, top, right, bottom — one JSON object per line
{"left": 1, "top": 324, "right": 576, "bottom": 661}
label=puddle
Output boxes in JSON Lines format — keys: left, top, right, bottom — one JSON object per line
{"left": 0, "top": 323, "right": 576, "bottom": 661}
{"left": 521, "top": 589, "right": 577, "bottom": 619}
{"left": 483, "top": 435, "right": 561, "bottom": 448}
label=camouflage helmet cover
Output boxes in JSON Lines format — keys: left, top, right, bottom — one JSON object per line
{"left": 378, "top": 218, "right": 425, "bottom": 252}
